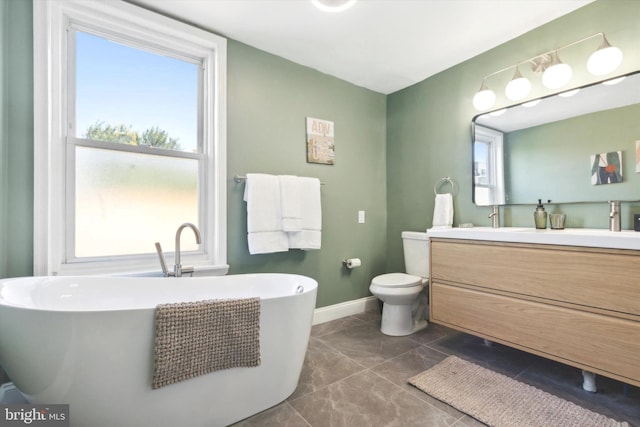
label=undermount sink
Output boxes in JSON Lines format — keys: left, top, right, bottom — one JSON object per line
{"left": 427, "top": 226, "right": 640, "bottom": 250}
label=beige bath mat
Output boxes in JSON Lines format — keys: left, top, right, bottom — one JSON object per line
{"left": 408, "top": 356, "right": 629, "bottom": 427}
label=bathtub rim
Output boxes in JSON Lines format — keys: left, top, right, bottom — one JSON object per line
{"left": 0, "top": 273, "right": 318, "bottom": 313}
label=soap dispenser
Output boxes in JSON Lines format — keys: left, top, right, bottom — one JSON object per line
{"left": 534, "top": 199, "right": 547, "bottom": 229}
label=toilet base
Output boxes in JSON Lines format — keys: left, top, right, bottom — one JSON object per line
{"left": 380, "top": 304, "right": 428, "bottom": 336}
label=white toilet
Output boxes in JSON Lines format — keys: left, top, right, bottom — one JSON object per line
{"left": 369, "top": 231, "right": 430, "bottom": 336}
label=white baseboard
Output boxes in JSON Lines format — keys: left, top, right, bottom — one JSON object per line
{"left": 313, "top": 296, "right": 379, "bottom": 325}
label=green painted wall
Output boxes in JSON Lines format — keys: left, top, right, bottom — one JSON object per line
{"left": 1, "top": 0, "right": 32, "bottom": 278}
{"left": 226, "top": 41, "right": 388, "bottom": 308}
{"left": 0, "top": 0, "right": 7, "bottom": 278}
{"left": 386, "top": 0, "right": 640, "bottom": 272}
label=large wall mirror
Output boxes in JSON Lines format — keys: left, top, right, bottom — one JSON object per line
{"left": 472, "top": 71, "right": 640, "bottom": 206}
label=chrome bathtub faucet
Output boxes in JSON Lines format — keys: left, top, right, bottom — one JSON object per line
{"left": 155, "top": 222, "right": 202, "bottom": 277}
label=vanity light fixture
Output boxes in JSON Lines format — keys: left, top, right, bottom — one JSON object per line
{"left": 587, "top": 35, "right": 623, "bottom": 76}
{"left": 504, "top": 65, "right": 531, "bottom": 101}
{"left": 522, "top": 99, "right": 541, "bottom": 108}
{"left": 472, "top": 79, "right": 497, "bottom": 111}
{"left": 558, "top": 89, "right": 580, "bottom": 97}
{"left": 472, "top": 33, "right": 623, "bottom": 111}
{"left": 602, "top": 76, "right": 626, "bottom": 85}
{"left": 541, "top": 51, "right": 572, "bottom": 89}
{"left": 311, "top": 0, "right": 357, "bottom": 12}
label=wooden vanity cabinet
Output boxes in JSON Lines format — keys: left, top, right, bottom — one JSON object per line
{"left": 429, "top": 238, "right": 640, "bottom": 387}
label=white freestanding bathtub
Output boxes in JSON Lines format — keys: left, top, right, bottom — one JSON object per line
{"left": 0, "top": 274, "right": 317, "bottom": 427}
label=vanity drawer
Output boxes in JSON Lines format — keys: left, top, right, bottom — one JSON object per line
{"left": 430, "top": 239, "right": 640, "bottom": 317}
{"left": 430, "top": 282, "right": 640, "bottom": 385}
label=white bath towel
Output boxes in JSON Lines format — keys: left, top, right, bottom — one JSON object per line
{"left": 288, "top": 177, "right": 322, "bottom": 250}
{"left": 244, "top": 173, "right": 289, "bottom": 254}
{"left": 431, "top": 193, "right": 453, "bottom": 229}
{"left": 279, "top": 175, "right": 303, "bottom": 232}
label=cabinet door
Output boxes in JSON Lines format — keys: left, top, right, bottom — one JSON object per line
{"left": 431, "top": 239, "right": 640, "bottom": 316}
{"left": 431, "top": 282, "right": 640, "bottom": 385}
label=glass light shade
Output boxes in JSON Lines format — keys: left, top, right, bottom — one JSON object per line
{"left": 542, "top": 53, "right": 572, "bottom": 89}
{"left": 505, "top": 68, "right": 531, "bottom": 101}
{"left": 587, "top": 45, "right": 623, "bottom": 76}
{"left": 602, "top": 76, "right": 625, "bottom": 85}
{"left": 522, "top": 99, "right": 541, "bottom": 108}
{"left": 472, "top": 81, "right": 496, "bottom": 111}
{"left": 311, "top": 0, "right": 357, "bottom": 12}
{"left": 559, "top": 89, "right": 580, "bottom": 97}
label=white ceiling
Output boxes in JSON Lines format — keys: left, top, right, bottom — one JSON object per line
{"left": 130, "top": 0, "right": 595, "bottom": 94}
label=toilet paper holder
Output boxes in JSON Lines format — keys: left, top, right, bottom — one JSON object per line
{"left": 342, "top": 258, "right": 361, "bottom": 269}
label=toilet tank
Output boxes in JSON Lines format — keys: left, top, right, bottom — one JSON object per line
{"left": 401, "top": 231, "right": 430, "bottom": 278}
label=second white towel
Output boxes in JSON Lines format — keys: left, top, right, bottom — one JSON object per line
{"left": 432, "top": 193, "right": 453, "bottom": 229}
{"left": 279, "top": 175, "right": 303, "bottom": 232}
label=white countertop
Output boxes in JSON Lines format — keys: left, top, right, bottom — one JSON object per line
{"left": 427, "top": 227, "right": 640, "bottom": 250}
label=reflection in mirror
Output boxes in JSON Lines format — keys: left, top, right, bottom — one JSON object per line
{"left": 472, "top": 71, "right": 640, "bottom": 206}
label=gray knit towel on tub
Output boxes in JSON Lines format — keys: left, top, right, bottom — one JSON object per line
{"left": 152, "top": 298, "right": 261, "bottom": 389}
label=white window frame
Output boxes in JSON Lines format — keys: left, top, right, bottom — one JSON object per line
{"left": 33, "top": 0, "right": 228, "bottom": 276}
{"left": 474, "top": 125, "right": 505, "bottom": 205}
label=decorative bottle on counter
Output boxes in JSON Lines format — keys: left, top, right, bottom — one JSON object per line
{"left": 534, "top": 199, "right": 547, "bottom": 229}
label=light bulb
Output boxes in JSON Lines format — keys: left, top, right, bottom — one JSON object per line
{"left": 472, "top": 80, "right": 495, "bottom": 111}
{"left": 504, "top": 67, "right": 531, "bottom": 101}
{"left": 522, "top": 99, "right": 541, "bottom": 108}
{"left": 587, "top": 44, "right": 623, "bottom": 76}
{"left": 311, "top": 0, "right": 357, "bottom": 12}
{"left": 558, "top": 89, "right": 580, "bottom": 97}
{"left": 473, "top": 88, "right": 496, "bottom": 111}
{"left": 602, "top": 76, "right": 625, "bottom": 85}
{"left": 542, "top": 52, "right": 572, "bottom": 89}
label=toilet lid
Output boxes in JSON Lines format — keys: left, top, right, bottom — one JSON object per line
{"left": 371, "top": 273, "right": 423, "bottom": 288}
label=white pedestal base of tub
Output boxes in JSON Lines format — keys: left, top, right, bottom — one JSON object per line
{"left": 0, "top": 274, "right": 317, "bottom": 427}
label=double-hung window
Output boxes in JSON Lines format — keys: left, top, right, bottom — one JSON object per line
{"left": 34, "top": 0, "right": 227, "bottom": 275}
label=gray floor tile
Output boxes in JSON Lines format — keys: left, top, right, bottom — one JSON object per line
{"left": 231, "top": 402, "right": 310, "bottom": 427}
{"left": 316, "top": 323, "right": 422, "bottom": 368}
{"left": 289, "top": 370, "right": 458, "bottom": 427}
{"left": 289, "top": 337, "right": 365, "bottom": 400}
{"left": 238, "top": 313, "right": 639, "bottom": 427}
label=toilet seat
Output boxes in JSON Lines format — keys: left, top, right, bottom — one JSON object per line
{"left": 371, "top": 273, "right": 423, "bottom": 288}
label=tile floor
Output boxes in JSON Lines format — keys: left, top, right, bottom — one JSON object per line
{"left": 233, "top": 310, "right": 640, "bottom": 427}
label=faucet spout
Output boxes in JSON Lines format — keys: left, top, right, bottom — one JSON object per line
{"left": 488, "top": 205, "right": 500, "bottom": 228}
{"left": 174, "top": 222, "right": 202, "bottom": 277}
{"left": 608, "top": 201, "right": 621, "bottom": 232}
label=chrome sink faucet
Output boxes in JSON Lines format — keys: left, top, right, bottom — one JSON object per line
{"left": 155, "top": 222, "right": 202, "bottom": 277}
{"left": 488, "top": 205, "right": 500, "bottom": 228}
{"left": 608, "top": 201, "right": 621, "bottom": 232}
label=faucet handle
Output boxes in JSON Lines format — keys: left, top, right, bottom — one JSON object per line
{"left": 154, "top": 242, "right": 173, "bottom": 277}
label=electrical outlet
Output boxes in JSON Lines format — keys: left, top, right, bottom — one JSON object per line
{"left": 358, "top": 210, "right": 365, "bottom": 224}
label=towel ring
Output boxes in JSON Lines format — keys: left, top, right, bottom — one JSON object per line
{"left": 434, "top": 177, "right": 457, "bottom": 196}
